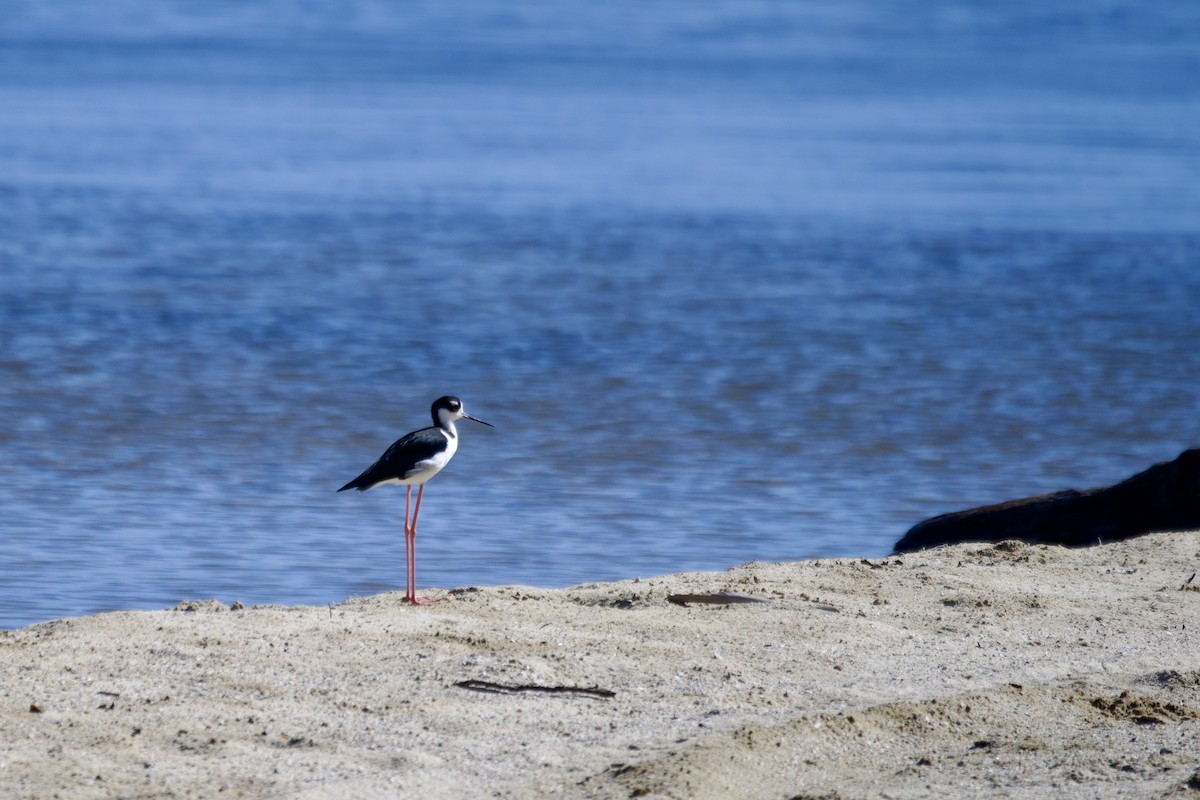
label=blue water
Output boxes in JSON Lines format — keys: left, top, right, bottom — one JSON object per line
{"left": 2, "top": 2, "right": 1198, "bottom": 629}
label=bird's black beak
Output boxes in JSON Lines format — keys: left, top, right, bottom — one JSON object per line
{"left": 464, "top": 413, "right": 494, "bottom": 428}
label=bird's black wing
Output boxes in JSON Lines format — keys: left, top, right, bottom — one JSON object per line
{"left": 337, "top": 427, "right": 445, "bottom": 491}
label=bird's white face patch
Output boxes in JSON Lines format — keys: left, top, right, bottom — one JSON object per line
{"left": 436, "top": 403, "right": 467, "bottom": 430}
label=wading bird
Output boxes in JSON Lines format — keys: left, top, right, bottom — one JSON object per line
{"left": 339, "top": 396, "right": 493, "bottom": 604}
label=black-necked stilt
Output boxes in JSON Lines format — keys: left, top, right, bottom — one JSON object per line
{"left": 338, "top": 396, "right": 493, "bottom": 605}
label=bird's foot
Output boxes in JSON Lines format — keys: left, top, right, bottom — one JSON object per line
{"left": 405, "top": 594, "right": 440, "bottom": 606}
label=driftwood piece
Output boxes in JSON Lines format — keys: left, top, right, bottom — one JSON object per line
{"left": 894, "top": 449, "right": 1200, "bottom": 553}
{"left": 453, "top": 680, "right": 615, "bottom": 700}
{"left": 666, "top": 593, "right": 767, "bottom": 606}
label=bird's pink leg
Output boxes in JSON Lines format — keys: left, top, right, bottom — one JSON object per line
{"left": 403, "top": 485, "right": 415, "bottom": 603}
{"left": 407, "top": 484, "right": 438, "bottom": 605}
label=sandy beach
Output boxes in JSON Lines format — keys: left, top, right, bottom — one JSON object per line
{"left": 2, "top": 532, "right": 1198, "bottom": 799}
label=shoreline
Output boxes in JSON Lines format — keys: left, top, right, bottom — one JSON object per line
{"left": 2, "top": 532, "right": 1199, "bottom": 798}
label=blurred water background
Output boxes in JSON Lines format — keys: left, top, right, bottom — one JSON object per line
{"left": 1, "top": 1, "right": 1198, "bottom": 628}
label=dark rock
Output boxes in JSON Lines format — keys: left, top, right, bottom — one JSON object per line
{"left": 894, "top": 449, "right": 1200, "bottom": 553}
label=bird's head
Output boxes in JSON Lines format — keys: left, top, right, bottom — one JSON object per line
{"left": 432, "top": 396, "right": 494, "bottom": 429}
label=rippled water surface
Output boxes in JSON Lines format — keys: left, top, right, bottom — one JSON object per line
{"left": 1, "top": 1, "right": 1198, "bottom": 628}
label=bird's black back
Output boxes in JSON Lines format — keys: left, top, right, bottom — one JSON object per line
{"left": 337, "top": 427, "right": 449, "bottom": 492}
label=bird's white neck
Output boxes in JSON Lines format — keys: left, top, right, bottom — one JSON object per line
{"left": 436, "top": 412, "right": 459, "bottom": 438}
